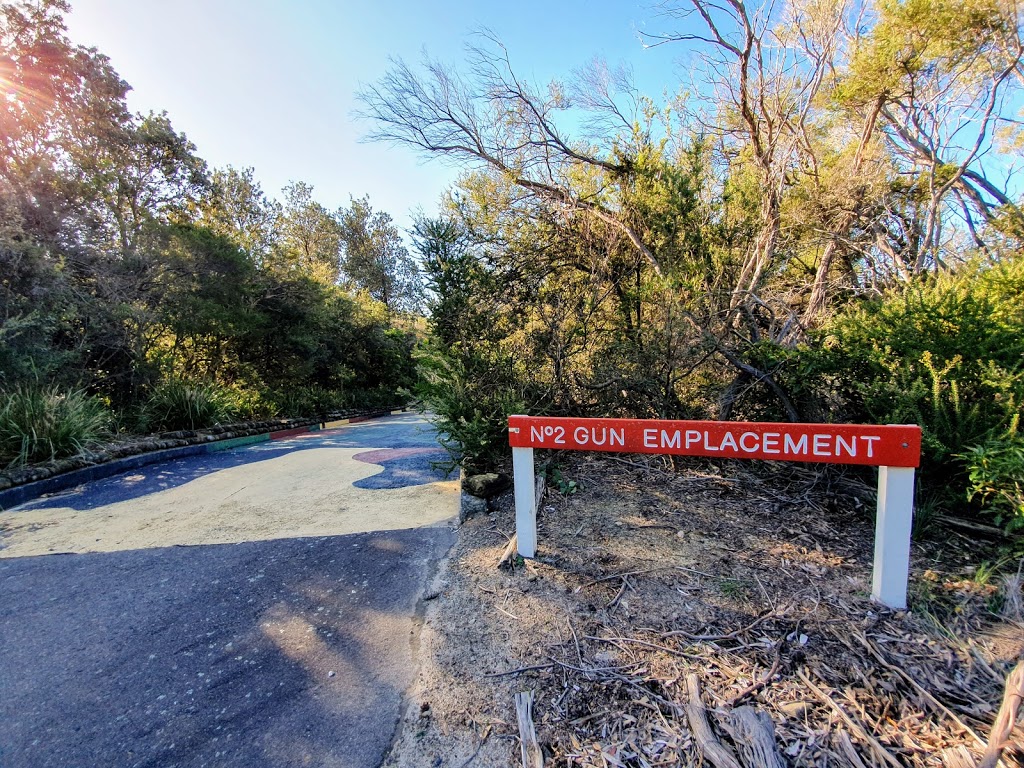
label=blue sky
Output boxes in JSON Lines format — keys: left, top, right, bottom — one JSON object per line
{"left": 65, "top": 0, "right": 685, "bottom": 235}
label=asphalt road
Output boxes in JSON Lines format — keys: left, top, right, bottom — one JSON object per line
{"left": 0, "top": 414, "right": 458, "bottom": 768}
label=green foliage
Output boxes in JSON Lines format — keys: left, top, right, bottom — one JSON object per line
{"left": 415, "top": 344, "right": 527, "bottom": 474}
{"left": 270, "top": 385, "right": 348, "bottom": 419}
{"left": 546, "top": 465, "right": 579, "bottom": 495}
{"left": 961, "top": 429, "right": 1024, "bottom": 532}
{"left": 339, "top": 196, "right": 423, "bottom": 313}
{"left": 0, "top": 3, "right": 420, "bottom": 449}
{"left": 0, "top": 384, "right": 110, "bottom": 466}
{"left": 143, "top": 379, "right": 235, "bottom": 432}
{"left": 796, "top": 256, "right": 1024, "bottom": 529}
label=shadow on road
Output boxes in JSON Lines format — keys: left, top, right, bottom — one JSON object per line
{"left": 0, "top": 527, "right": 454, "bottom": 768}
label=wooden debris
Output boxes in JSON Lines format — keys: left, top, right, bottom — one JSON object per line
{"left": 797, "top": 668, "right": 904, "bottom": 768}
{"left": 728, "top": 706, "right": 786, "bottom": 768}
{"left": 683, "top": 674, "right": 742, "bottom": 768}
{"left": 838, "top": 730, "right": 871, "bottom": 768}
{"left": 941, "top": 745, "right": 977, "bottom": 768}
{"left": 461, "top": 455, "right": 1021, "bottom": 767}
{"left": 514, "top": 690, "right": 544, "bottom": 768}
{"left": 498, "top": 533, "right": 519, "bottom": 569}
{"left": 979, "top": 659, "right": 1024, "bottom": 768}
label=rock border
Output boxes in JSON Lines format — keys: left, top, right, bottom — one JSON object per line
{"left": 0, "top": 406, "right": 408, "bottom": 510}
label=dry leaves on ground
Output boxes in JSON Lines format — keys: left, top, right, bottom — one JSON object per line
{"left": 386, "top": 454, "right": 1024, "bottom": 768}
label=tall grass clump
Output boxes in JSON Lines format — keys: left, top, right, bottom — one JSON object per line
{"left": 0, "top": 384, "right": 110, "bottom": 466}
{"left": 270, "top": 385, "right": 349, "bottom": 419}
{"left": 143, "top": 379, "right": 234, "bottom": 432}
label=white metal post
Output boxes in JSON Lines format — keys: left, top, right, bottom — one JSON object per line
{"left": 872, "top": 465, "right": 916, "bottom": 610}
{"left": 512, "top": 446, "right": 537, "bottom": 558}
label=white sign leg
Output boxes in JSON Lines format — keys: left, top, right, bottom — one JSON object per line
{"left": 872, "top": 465, "right": 916, "bottom": 610}
{"left": 513, "top": 446, "right": 537, "bottom": 558}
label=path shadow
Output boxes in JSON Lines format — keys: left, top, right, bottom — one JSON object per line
{"left": 0, "top": 527, "right": 454, "bottom": 768}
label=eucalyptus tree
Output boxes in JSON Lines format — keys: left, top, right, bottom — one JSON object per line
{"left": 198, "top": 166, "right": 281, "bottom": 267}
{"left": 357, "top": 37, "right": 666, "bottom": 276}
{"left": 839, "top": 0, "right": 1024, "bottom": 267}
{"left": 337, "top": 195, "right": 422, "bottom": 313}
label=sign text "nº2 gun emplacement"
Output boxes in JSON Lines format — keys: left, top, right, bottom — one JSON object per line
{"left": 530, "top": 424, "right": 885, "bottom": 461}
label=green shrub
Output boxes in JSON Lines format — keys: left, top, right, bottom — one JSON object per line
{"left": 0, "top": 384, "right": 110, "bottom": 466}
{"left": 415, "top": 345, "right": 527, "bottom": 474}
{"left": 793, "top": 254, "right": 1024, "bottom": 530}
{"left": 223, "top": 385, "right": 276, "bottom": 421}
{"left": 144, "top": 379, "right": 234, "bottom": 432}
{"left": 270, "top": 385, "right": 350, "bottom": 418}
{"left": 961, "top": 428, "right": 1024, "bottom": 532}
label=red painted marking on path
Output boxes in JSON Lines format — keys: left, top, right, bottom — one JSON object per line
{"left": 508, "top": 416, "right": 921, "bottom": 468}
{"left": 352, "top": 447, "right": 444, "bottom": 465}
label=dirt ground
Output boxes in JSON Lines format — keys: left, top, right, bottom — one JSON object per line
{"left": 386, "top": 453, "right": 1024, "bottom": 767}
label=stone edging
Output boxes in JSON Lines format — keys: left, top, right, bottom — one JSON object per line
{"left": 0, "top": 407, "right": 409, "bottom": 510}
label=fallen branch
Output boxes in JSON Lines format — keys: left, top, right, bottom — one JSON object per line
{"left": 728, "top": 706, "right": 786, "bottom": 768}
{"left": 515, "top": 690, "right": 544, "bottom": 768}
{"left": 684, "top": 674, "right": 743, "bottom": 768}
{"left": 979, "top": 659, "right": 1024, "bottom": 768}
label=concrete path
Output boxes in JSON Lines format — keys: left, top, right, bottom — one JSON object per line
{"left": 0, "top": 414, "right": 458, "bottom": 768}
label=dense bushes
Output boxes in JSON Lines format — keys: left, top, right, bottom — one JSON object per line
{"left": 415, "top": 345, "right": 528, "bottom": 474}
{"left": 961, "top": 432, "right": 1024, "bottom": 532}
{"left": 793, "top": 256, "right": 1024, "bottom": 531}
{"left": 417, "top": 207, "right": 1023, "bottom": 536}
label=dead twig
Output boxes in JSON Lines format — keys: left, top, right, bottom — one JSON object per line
{"left": 606, "top": 576, "right": 630, "bottom": 610}
{"left": 979, "top": 659, "right": 1024, "bottom": 768}
{"left": 797, "top": 668, "right": 904, "bottom": 768}
{"left": 566, "top": 618, "right": 583, "bottom": 667}
{"left": 485, "top": 663, "right": 555, "bottom": 678}
{"left": 578, "top": 568, "right": 664, "bottom": 589}
{"left": 726, "top": 632, "right": 786, "bottom": 706}
{"left": 585, "top": 634, "right": 702, "bottom": 659}
{"left": 606, "top": 455, "right": 673, "bottom": 475}
{"left": 496, "top": 604, "right": 521, "bottom": 620}
{"left": 664, "top": 610, "right": 779, "bottom": 641}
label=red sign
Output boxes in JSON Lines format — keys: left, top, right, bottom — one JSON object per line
{"left": 508, "top": 416, "right": 921, "bottom": 468}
